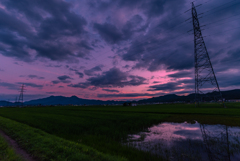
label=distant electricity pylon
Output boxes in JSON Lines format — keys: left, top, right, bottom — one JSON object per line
{"left": 191, "top": 2, "right": 225, "bottom": 107}
{"left": 18, "top": 84, "right": 25, "bottom": 107}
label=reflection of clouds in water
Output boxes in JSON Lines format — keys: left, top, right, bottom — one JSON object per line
{"left": 126, "top": 121, "right": 240, "bottom": 161}
{"left": 129, "top": 122, "right": 203, "bottom": 143}
{"left": 173, "top": 129, "right": 202, "bottom": 139}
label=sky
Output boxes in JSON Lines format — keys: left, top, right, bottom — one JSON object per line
{"left": 0, "top": 0, "right": 240, "bottom": 101}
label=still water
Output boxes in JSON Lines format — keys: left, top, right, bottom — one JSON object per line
{"left": 125, "top": 121, "right": 240, "bottom": 161}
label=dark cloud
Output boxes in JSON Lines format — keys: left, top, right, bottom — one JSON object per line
{"left": 52, "top": 80, "right": 60, "bottom": 84}
{"left": 93, "top": 14, "right": 146, "bottom": 44}
{"left": 46, "top": 64, "right": 62, "bottom": 68}
{"left": 116, "top": 1, "right": 213, "bottom": 72}
{"left": 127, "top": 75, "right": 147, "bottom": 86}
{"left": 58, "top": 75, "right": 73, "bottom": 81}
{"left": 75, "top": 72, "right": 84, "bottom": 78}
{"left": 98, "top": 92, "right": 161, "bottom": 98}
{"left": 121, "top": 14, "right": 148, "bottom": 37}
{"left": 69, "top": 68, "right": 84, "bottom": 78}
{"left": 148, "top": 78, "right": 195, "bottom": 92}
{"left": 68, "top": 82, "right": 90, "bottom": 89}
{"left": 0, "top": 29, "right": 31, "bottom": 61}
{"left": 13, "top": 62, "right": 23, "bottom": 66}
{"left": 220, "top": 47, "right": 240, "bottom": 64}
{"left": 123, "top": 65, "right": 130, "bottom": 69}
{"left": 148, "top": 82, "right": 183, "bottom": 91}
{"left": 89, "top": 0, "right": 171, "bottom": 18}
{"left": 0, "top": 9, "right": 32, "bottom": 38}
{"left": 69, "top": 67, "right": 147, "bottom": 88}
{"left": 102, "top": 89, "right": 120, "bottom": 93}
{"left": 168, "top": 71, "right": 193, "bottom": 78}
{"left": 0, "top": 0, "right": 90, "bottom": 62}
{"left": 87, "top": 68, "right": 147, "bottom": 87}
{"left": 93, "top": 23, "right": 123, "bottom": 44}
{"left": 84, "top": 65, "right": 103, "bottom": 76}
{"left": 89, "top": 87, "right": 98, "bottom": 91}
{"left": 52, "top": 75, "right": 73, "bottom": 84}
{"left": 1, "top": 0, "right": 240, "bottom": 97}
{"left": 17, "top": 82, "right": 43, "bottom": 88}
{"left": 29, "top": 75, "right": 45, "bottom": 79}
{"left": 0, "top": 82, "right": 18, "bottom": 90}
{"left": 118, "top": 0, "right": 184, "bottom": 18}
{"left": 122, "top": 41, "right": 194, "bottom": 71}
{"left": 217, "top": 72, "right": 240, "bottom": 88}
{"left": 69, "top": 68, "right": 77, "bottom": 71}
{"left": 20, "top": 75, "right": 45, "bottom": 79}
{"left": 140, "top": 0, "right": 166, "bottom": 17}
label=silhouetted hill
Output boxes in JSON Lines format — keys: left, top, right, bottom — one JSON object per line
{"left": 1, "top": 89, "right": 240, "bottom": 107}
{"left": 0, "top": 101, "right": 14, "bottom": 106}
{"left": 137, "top": 89, "right": 240, "bottom": 103}
{"left": 24, "top": 95, "right": 124, "bottom": 105}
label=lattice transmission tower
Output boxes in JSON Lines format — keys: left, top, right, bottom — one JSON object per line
{"left": 18, "top": 84, "right": 25, "bottom": 107}
{"left": 191, "top": 2, "right": 225, "bottom": 107}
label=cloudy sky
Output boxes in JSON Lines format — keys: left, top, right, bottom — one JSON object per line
{"left": 0, "top": 0, "right": 240, "bottom": 101}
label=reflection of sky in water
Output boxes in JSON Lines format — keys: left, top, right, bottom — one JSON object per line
{"left": 127, "top": 121, "right": 240, "bottom": 161}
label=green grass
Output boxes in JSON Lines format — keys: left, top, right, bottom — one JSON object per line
{"left": 0, "top": 134, "right": 22, "bottom": 161}
{"left": 0, "top": 116, "right": 126, "bottom": 161}
{"left": 0, "top": 103, "right": 239, "bottom": 161}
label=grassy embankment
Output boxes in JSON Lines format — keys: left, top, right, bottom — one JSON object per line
{"left": 0, "top": 134, "right": 23, "bottom": 161}
{"left": 0, "top": 116, "right": 126, "bottom": 161}
{"left": 0, "top": 103, "right": 239, "bottom": 161}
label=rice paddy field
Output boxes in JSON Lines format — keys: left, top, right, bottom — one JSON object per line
{"left": 0, "top": 103, "right": 240, "bottom": 161}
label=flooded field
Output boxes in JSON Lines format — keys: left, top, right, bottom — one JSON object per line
{"left": 125, "top": 121, "right": 240, "bottom": 161}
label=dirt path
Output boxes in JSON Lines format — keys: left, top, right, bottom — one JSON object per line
{"left": 0, "top": 129, "right": 36, "bottom": 161}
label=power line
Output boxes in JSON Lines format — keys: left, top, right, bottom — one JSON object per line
{"left": 204, "top": 17, "right": 240, "bottom": 30}
{"left": 199, "top": 0, "right": 238, "bottom": 15}
{"left": 118, "top": 3, "right": 240, "bottom": 64}
{"left": 202, "top": 12, "right": 240, "bottom": 27}
{"left": 200, "top": 1, "right": 240, "bottom": 18}
{"left": 81, "top": 0, "right": 240, "bottom": 73}
{"left": 186, "top": 0, "right": 239, "bottom": 24}
{"left": 203, "top": 26, "right": 240, "bottom": 38}
{"left": 85, "top": 18, "right": 240, "bottom": 72}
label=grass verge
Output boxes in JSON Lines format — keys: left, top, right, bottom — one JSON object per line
{"left": 0, "top": 116, "right": 126, "bottom": 161}
{"left": 0, "top": 134, "right": 22, "bottom": 161}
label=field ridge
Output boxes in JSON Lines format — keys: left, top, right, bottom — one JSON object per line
{"left": 0, "top": 129, "right": 35, "bottom": 161}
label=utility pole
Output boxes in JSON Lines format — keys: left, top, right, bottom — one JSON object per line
{"left": 15, "top": 96, "right": 18, "bottom": 107}
{"left": 18, "top": 84, "right": 25, "bottom": 107}
{"left": 191, "top": 2, "right": 225, "bottom": 107}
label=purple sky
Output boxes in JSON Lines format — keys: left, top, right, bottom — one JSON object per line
{"left": 0, "top": 0, "right": 240, "bottom": 101}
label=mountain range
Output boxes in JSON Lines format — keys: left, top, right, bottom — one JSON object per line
{"left": 1, "top": 89, "right": 240, "bottom": 107}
